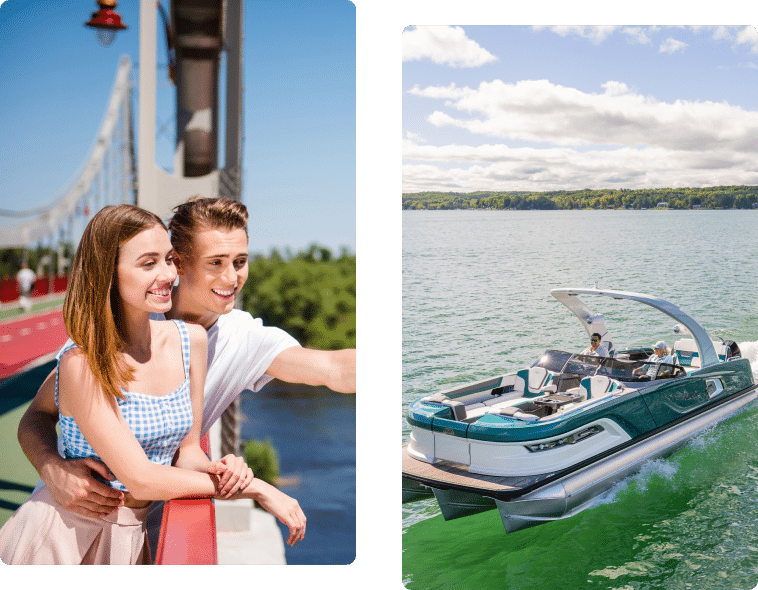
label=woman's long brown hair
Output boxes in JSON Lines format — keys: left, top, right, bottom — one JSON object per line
{"left": 63, "top": 205, "right": 165, "bottom": 399}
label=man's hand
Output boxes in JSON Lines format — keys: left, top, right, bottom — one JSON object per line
{"left": 207, "top": 454, "right": 254, "bottom": 499}
{"left": 41, "top": 457, "right": 124, "bottom": 518}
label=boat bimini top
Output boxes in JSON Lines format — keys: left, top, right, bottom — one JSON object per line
{"left": 551, "top": 288, "right": 719, "bottom": 368}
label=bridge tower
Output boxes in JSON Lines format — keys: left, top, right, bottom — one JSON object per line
{"left": 137, "top": 0, "right": 243, "bottom": 221}
{"left": 135, "top": 0, "right": 245, "bottom": 459}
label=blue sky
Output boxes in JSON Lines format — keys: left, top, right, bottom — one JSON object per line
{"left": 403, "top": 25, "right": 758, "bottom": 193}
{"left": 0, "top": 0, "right": 355, "bottom": 255}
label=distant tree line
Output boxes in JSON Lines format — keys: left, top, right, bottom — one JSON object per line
{"left": 0, "top": 244, "right": 75, "bottom": 279}
{"left": 403, "top": 186, "right": 758, "bottom": 211}
{"left": 241, "top": 244, "right": 356, "bottom": 351}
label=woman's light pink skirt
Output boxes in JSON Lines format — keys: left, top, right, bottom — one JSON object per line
{"left": 0, "top": 485, "right": 150, "bottom": 565}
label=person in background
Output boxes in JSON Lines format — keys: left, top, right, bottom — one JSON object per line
{"left": 16, "top": 262, "right": 36, "bottom": 312}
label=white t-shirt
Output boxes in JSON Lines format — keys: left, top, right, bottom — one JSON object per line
{"left": 197, "top": 309, "right": 300, "bottom": 434}
{"left": 579, "top": 343, "right": 609, "bottom": 358}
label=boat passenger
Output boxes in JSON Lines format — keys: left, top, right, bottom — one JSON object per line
{"left": 580, "top": 333, "right": 609, "bottom": 358}
{"left": 633, "top": 340, "right": 675, "bottom": 378}
{"left": 1, "top": 205, "right": 307, "bottom": 564}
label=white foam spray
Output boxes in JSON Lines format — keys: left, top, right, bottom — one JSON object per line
{"left": 588, "top": 457, "right": 680, "bottom": 509}
{"left": 738, "top": 341, "right": 758, "bottom": 379}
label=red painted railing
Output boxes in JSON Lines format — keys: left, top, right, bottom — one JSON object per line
{"left": 155, "top": 498, "right": 218, "bottom": 564}
{"left": 154, "top": 433, "right": 218, "bottom": 565}
{"left": 0, "top": 276, "right": 68, "bottom": 303}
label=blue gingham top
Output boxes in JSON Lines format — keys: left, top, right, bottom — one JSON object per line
{"left": 55, "top": 320, "right": 194, "bottom": 492}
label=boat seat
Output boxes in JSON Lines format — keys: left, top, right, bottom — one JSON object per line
{"left": 517, "top": 367, "right": 552, "bottom": 398}
{"left": 673, "top": 338, "right": 700, "bottom": 367}
{"left": 421, "top": 393, "right": 467, "bottom": 420}
{"left": 579, "top": 375, "right": 617, "bottom": 400}
{"left": 673, "top": 338, "right": 730, "bottom": 368}
{"left": 493, "top": 405, "right": 540, "bottom": 422}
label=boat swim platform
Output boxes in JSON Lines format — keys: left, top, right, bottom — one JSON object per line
{"left": 402, "top": 445, "right": 554, "bottom": 500}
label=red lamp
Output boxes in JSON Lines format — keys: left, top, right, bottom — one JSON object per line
{"left": 85, "top": 0, "right": 128, "bottom": 47}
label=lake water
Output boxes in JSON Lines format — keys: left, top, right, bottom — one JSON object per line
{"left": 402, "top": 210, "right": 758, "bottom": 589}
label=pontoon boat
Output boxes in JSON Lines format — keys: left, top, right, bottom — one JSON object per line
{"left": 402, "top": 288, "right": 756, "bottom": 533}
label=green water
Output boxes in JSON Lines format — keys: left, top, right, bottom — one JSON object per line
{"left": 402, "top": 210, "right": 758, "bottom": 590}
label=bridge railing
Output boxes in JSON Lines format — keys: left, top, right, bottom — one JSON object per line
{"left": 0, "top": 276, "right": 68, "bottom": 303}
{"left": 154, "top": 432, "right": 218, "bottom": 565}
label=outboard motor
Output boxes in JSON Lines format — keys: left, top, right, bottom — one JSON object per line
{"left": 725, "top": 341, "right": 741, "bottom": 360}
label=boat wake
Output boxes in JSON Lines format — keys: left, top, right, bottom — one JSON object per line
{"left": 738, "top": 340, "right": 758, "bottom": 379}
{"left": 590, "top": 457, "right": 680, "bottom": 508}
{"left": 587, "top": 394, "right": 758, "bottom": 513}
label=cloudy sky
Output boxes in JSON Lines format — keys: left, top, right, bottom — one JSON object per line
{"left": 403, "top": 25, "right": 758, "bottom": 193}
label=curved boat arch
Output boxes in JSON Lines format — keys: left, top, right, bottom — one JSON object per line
{"left": 550, "top": 288, "right": 719, "bottom": 368}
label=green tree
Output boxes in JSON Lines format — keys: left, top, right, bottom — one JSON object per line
{"left": 242, "top": 245, "right": 356, "bottom": 350}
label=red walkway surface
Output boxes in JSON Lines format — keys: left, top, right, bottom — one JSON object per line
{"left": 0, "top": 308, "right": 67, "bottom": 380}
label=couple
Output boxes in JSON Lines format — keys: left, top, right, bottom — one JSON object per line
{"left": 0, "top": 197, "right": 356, "bottom": 564}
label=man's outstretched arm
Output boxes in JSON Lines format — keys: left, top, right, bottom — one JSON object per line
{"left": 266, "top": 347, "right": 356, "bottom": 393}
{"left": 17, "top": 368, "right": 124, "bottom": 517}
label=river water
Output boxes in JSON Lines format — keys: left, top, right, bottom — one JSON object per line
{"left": 240, "top": 382, "right": 355, "bottom": 565}
{"left": 402, "top": 210, "right": 758, "bottom": 589}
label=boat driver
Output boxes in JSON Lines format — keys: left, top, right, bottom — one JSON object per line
{"left": 634, "top": 340, "right": 675, "bottom": 378}
{"left": 580, "top": 333, "right": 609, "bottom": 358}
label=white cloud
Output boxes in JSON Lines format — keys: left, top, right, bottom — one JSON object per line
{"left": 403, "top": 25, "right": 498, "bottom": 67}
{"left": 407, "top": 83, "right": 468, "bottom": 100}
{"left": 533, "top": 26, "right": 756, "bottom": 56}
{"left": 402, "top": 26, "right": 758, "bottom": 193}
{"left": 735, "top": 25, "right": 758, "bottom": 54}
{"left": 408, "top": 79, "right": 758, "bottom": 153}
{"left": 532, "top": 25, "right": 619, "bottom": 44}
{"left": 601, "top": 81, "right": 632, "bottom": 97}
{"left": 402, "top": 139, "right": 758, "bottom": 192}
{"left": 659, "top": 38, "right": 687, "bottom": 54}
{"left": 406, "top": 131, "right": 426, "bottom": 143}
{"left": 403, "top": 78, "right": 758, "bottom": 192}
{"left": 711, "top": 26, "right": 731, "bottom": 41}
{"left": 621, "top": 27, "right": 654, "bottom": 45}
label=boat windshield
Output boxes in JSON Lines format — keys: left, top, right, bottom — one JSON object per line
{"left": 532, "top": 350, "right": 574, "bottom": 372}
{"left": 533, "top": 350, "right": 686, "bottom": 382}
{"left": 564, "top": 354, "right": 604, "bottom": 375}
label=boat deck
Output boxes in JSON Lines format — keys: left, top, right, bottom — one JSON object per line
{"left": 402, "top": 445, "right": 554, "bottom": 498}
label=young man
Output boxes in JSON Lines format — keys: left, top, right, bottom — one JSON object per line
{"left": 16, "top": 197, "right": 355, "bottom": 549}
{"left": 579, "top": 333, "right": 609, "bottom": 358}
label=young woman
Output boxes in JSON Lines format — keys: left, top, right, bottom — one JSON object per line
{"left": 0, "top": 205, "right": 303, "bottom": 564}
